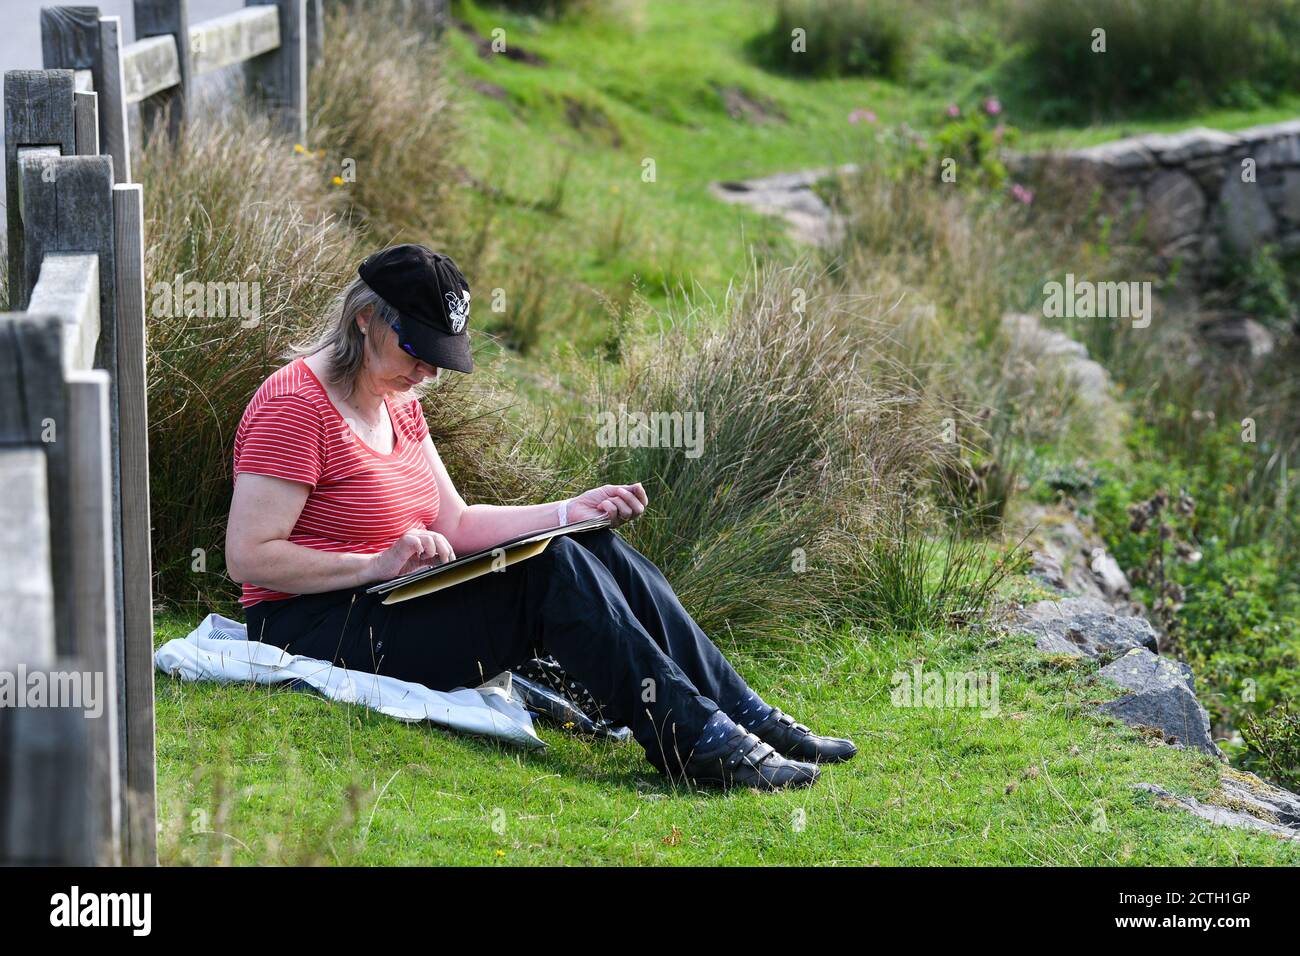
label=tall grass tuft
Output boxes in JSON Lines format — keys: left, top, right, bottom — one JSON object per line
{"left": 1010, "top": 0, "right": 1300, "bottom": 118}
{"left": 752, "top": 0, "right": 915, "bottom": 81}
{"left": 577, "top": 262, "right": 946, "bottom": 638}
{"left": 827, "top": 163, "right": 1123, "bottom": 528}
{"left": 310, "top": 0, "right": 460, "bottom": 245}
{"left": 844, "top": 506, "right": 1030, "bottom": 633}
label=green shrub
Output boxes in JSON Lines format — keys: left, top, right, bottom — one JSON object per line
{"left": 1090, "top": 420, "right": 1300, "bottom": 735}
{"left": 1216, "top": 244, "right": 1300, "bottom": 332}
{"left": 830, "top": 159, "right": 1122, "bottom": 501}
{"left": 752, "top": 0, "right": 915, "bottom": 81}
{"left": 580, "top": 262, "right": 946, "bottom": 637}
{"left": 1011, "top": 0, "right": 1300, "bottom": 118}
{"left": 1241, "top": 702, "right": 1300, "bottom": 790}
{"left": 884, "top": 101, "right": 1021, "bottom": 194}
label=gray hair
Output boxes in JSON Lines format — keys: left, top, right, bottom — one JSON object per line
{"left": 287, "top": 277, "right": 405, "bottom": 400}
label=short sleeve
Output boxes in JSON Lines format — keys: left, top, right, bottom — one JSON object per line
{"left": 233, "top": 392, "right": 327, "bottom": 489}
{"left": 404, "top": 397, "right": 431, "bottom": 445}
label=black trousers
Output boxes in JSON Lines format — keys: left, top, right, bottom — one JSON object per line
{"left": 244, "top": 528, "right": 770, "bottom": 771}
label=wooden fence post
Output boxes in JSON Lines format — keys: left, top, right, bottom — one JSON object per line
{"left": 18, "top": 155, "right": 125, "bottom": 746}
{"left": 39, "top": 6, "right": 101, "bottom": 78}
{"left": 0, "top": 448, "right": 55, "bottom": 667}
{"left": 98, "top": 16, "right": 132, "bottom": 183}
{"left": 113, "top": 182, "right": 158, "bottom": 865}
{"left": 134, "top": 0, "right": 192, "bottom": 143}
{"left": 17, "top": 155, "right": 119, "bottom": 375}
{"left": 38, "top": 10, "right": 133, "bottom": 182}
{"left": 0, "top": 314, "right": 74, "bottom": 654}
{"left": 0, "top": 325, "right": 94, "bottom": 866}
{"left": 74, "top": 89, "right": 100, "bottom": 155}
{"left": 4, "top": 70, "right": 76, "bottom": 311}
{"left": 306, "top": 0, "right": 324, "bottom": 71}
{"left": 0, "top": 689, "right": 94, "bottom": 865}
{"left": 246, "top": 0, "right": 307, "bottom": 144}
{"left": 66, "top": 366, "right": 123, "bottom": 866}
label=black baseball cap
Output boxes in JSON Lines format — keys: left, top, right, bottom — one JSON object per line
{"left": 358, "top": 244, "right": 474, "bottom": 373}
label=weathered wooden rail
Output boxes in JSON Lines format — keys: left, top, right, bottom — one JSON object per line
{"left": 0, "top": 79, "right": 148, "bottom": 861}
{"left": 39, "top": 0, "right": 322, "bottom": 175}
{"left": 1, "top": 0, "right": 326, "bottom": 866}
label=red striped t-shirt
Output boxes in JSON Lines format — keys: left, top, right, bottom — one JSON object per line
{"left": 231, "top": 356, "right": 440, "bottom": 607}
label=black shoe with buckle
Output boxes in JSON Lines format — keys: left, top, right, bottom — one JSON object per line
{"left": 683, "top": 728, "right": 820, "bottom": 791}
{"left": 748, "top": 708, "right": 857, "bottom": 764}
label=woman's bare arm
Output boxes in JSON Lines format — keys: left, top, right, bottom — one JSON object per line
{"left": 226, "top": 473, "right": 452, "bottom": 592}
{"left": 420, "top": 436, "right": 646, "bottom": 553}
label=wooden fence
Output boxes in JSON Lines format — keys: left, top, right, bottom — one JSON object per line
{"left": 0, "top": 0, "right": 327, "bottom": 867}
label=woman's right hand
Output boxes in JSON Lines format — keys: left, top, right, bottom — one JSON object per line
{"left": 369, "top": 529, "right": 456, "bottom": 582}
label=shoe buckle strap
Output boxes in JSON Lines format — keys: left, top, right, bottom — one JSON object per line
{"left": 775, "top": 711, "right": 812, "bottom": 737}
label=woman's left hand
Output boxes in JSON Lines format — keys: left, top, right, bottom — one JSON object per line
{"left": 568, "top": 482, "right": 648, "bottom": 529}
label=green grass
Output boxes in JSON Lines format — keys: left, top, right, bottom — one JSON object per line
{"left": 154, "top": 610, "right": 1299, "bottom": 865}
{"left": 444, "top": 0, "right": 1298, "bottom": 359}
{"left": 1015, "top": 94, "right": 1300, "bottom": 149}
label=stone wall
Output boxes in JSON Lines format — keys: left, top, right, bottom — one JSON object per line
{"left": 1024, "top": 120, "right": 1300, "bottom": 277}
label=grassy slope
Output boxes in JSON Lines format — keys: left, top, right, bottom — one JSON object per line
{"left": 151, "top": 1, "right": 1300, "bottom": 864}
{"left": 451, "top": 0, "right": 1298, "bottom": 334}
{"left": 155, "top": 609, "right": 1297, "bottom": 865}
{"left": 449, "top": 0, "right": 881, "bottom": 353}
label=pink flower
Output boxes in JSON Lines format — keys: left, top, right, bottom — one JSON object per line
{"left": 983, "top": 97, "right": 1002, "bottom": 116}
{"left": 992, "top": 123, "right": 1007, "bottom": 143}
{"left": 946, "top": 103, "right": 960, "bottom": 118}
{"left": 848, "top": 108, "right": 878, "bottom": 125}
{"left": 1010, "top": 182, "right": 1034, "bottom": 205}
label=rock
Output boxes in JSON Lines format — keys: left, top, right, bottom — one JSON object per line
{"left": 1144, "top": 170, "right": 1206, "bottom": 247}
{"left": 1197, "top": 312, "right": 1275, "bottom": 359}
{"left": 1072, "top": 139, "right": 1156, "bottom": 171}
{"left": 1235, "top": 117, "right": 1300, "bottom": 144}
{"left": 1280, "top": 170, "right": 1300, "bottom": 224}
{"left": 1001, "top": 313, "right": 1112, "bottom": 412}
{"left": 1017, "top": 503, "right": 1132, "bottom": 606}
{"left": 1139, "top": 128, "right": 1241, "bottom": 164}
{"left": 1220, "top": 769, "right": 1300, "bottom": 827}
{"left": 1029, "top": 551, "right": 1065, "bottom": 591}
{"left": 1134, "top": 770, "right": 1300, "bottom": 839}
{"left": 1097, "top": 648, "right": 1221, "bottom": 757}
{"left": 1018, "top": 597, "right": 1157, "bottom": 660}
{"left": 1184, "top": 155, "right": 1232, "bottom": 198}
{"left": 709, "top": 165, "right": 858, "bottom": 247}
{"left": 1090, "top": 549, "right": 1131, "bottom": 602}
{"left": 1248, "top": 125, "right": 1300, "bottom": 168}
{"left": 1216, "top": 173, "right": 1277, "bottom": 254}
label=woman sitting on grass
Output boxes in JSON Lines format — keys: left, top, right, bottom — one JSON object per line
{"left": 225, "top": 244, "right": 855, "bottom": 791}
